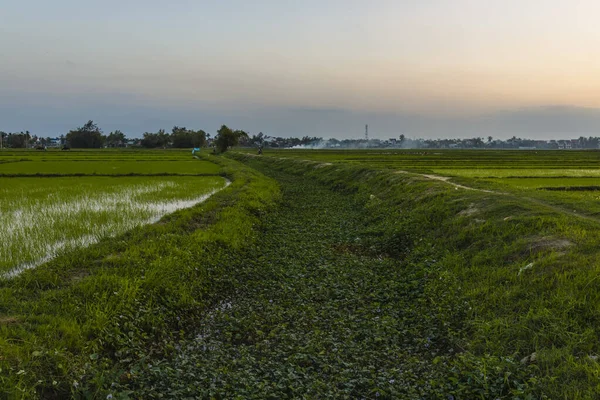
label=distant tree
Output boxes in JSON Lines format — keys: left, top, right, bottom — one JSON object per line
{"left": 249, "top": 132, "right": 264, "bottom": 146}
{"left": 214, "top": 125, "right": 248, "bottom": 153}
{"left": 141, "top": 129, "right": 170, "bottom": 148}
{"left": 399, "top": 134, "right": 406, "bottom": 144}
{"left": 66, "top": 120, "right": 105, "bottom": 148}
{"left": 106, "top": 130, "right": 127, "bottom": 147}
{"left": 171, "top": 126, "right": 207, "bottom": 148}
{"left": 23, "top": 131, "right": 31, "bottom": 148}
{"left": 472, "top": 137, "right": 484, "bottom": 148}
{"left": 6, "top": 132, "right": 27, "bottom": 148}
{"left": 487, "top": 136, "right": 493, "bottom": 143}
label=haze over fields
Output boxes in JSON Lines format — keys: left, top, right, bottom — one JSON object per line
{"left": 2, "top": 0, "right": 599, "bottom": 139}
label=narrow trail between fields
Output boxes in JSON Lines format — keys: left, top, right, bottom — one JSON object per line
{"left": 396, "top": 170, "right": 500, "bottom": 194}
{"left": 395, "top": 169, "right": 600, "bottom": 226}
{"left": 125, "top": 165, "right": 460, "bottom": 398}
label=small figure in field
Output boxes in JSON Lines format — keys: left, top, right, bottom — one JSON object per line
{"left": 258, "top": 145, "right": 263, "bottom": 155}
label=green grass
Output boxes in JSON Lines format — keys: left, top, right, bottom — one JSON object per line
{"left": 113, "top": 156, "right": 478, "bottom": 398}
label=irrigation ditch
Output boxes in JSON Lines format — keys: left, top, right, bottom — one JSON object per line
{"left": 110, "top": 153, "right": 600, "bottom": 398}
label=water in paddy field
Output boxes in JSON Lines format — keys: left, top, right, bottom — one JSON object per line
{"left": 0, "top": 178, "right": 230, "bottom": 278}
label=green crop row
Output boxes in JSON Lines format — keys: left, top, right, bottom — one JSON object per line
{"left": 0, "top": 160, "right": 220, "bottom": 176}
{"left": 0, "top": 148, "right": 194, "bottom": 160}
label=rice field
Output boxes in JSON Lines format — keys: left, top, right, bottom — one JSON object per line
{"left": 0, "top": 160, "right": 220, "bottom": 175}
{"left": 0, "top": 150, "right": 227, "bottom": 277}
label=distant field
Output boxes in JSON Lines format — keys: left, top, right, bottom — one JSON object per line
{"left": 253, "top": 148, "right": 600, "bottom": 169}
{"left": 0, "top": 160, "right": 221, "bottom": 175}
{"left": 0, "top": 148, "right": 194, "bottom": 160}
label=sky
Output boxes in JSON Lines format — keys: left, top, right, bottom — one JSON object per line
{"left": 2, "top": 0, "right": 600, "bottom": 139}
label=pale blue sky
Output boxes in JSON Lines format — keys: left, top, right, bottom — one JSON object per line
{"left": 2, "top": 1, "right": 600, "bottom": 138}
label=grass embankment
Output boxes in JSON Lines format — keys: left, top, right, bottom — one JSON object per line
{"left": 223, "top": 153, "right": 600, "bottom": 399}
{"left": 0, "top": 155, "right": 279, "bottom": 398}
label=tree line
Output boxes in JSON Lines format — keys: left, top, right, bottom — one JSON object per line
{"left": 0, "top": 121, "right": 249, "bottom": 153}
{"left": 7, "top": 121, "right": 599, "bottom": 151}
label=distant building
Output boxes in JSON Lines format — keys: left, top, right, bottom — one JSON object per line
{"left": 557, "top": 140, "right": 572, "bottom": 150}
{"left": 125, "top": 139, "right": 141, "bottom": 147}
{"left": 47, "top": 138, "right": 61, "bottom": 148}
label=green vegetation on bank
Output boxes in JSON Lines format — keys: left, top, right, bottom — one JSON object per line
{"left": 222, "top": 153, "right": 600, "bottom": 398}
{"left": 114, "top": 154, "right": 475, "bottom": 398}
{"left": 0, "top": 153, "right": 280, "bottom": 398}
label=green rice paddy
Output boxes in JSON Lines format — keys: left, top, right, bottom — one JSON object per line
{"left": 0, "top": 176, "right": 227, "bottom": 277}
{"left": 0, "top": 160, "right": 220, "bottom": 175}
{"left": 0, "top": 149, "right": 228, "bottom": 278}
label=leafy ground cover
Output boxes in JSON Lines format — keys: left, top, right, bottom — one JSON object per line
{"left": 111, "top": 157, "right": 480, "bottom": 398}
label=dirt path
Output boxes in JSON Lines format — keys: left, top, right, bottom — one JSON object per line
{"left": 396, "top": 170, "right": 500, "bottom": 194}
{"left": 397, "top": 169, "right": 600, "bottom": 225}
